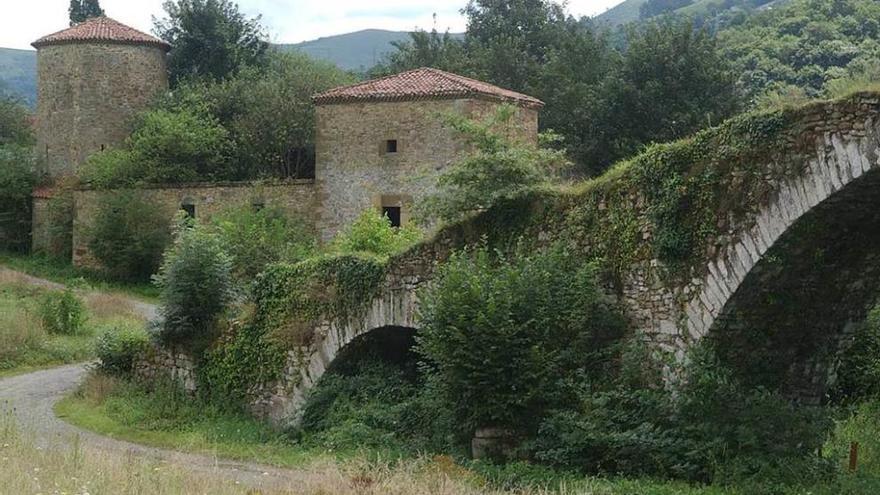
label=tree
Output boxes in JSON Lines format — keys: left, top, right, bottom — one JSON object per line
{"left": 154, "top": 0, "right": 269, "bottom": 85}
{"left": 463, "top": 0, "right": 568, "bottom": 92}
{"left": 419, "top": 106, "right": 568, "bottom": 224}
{"left": 372, "top": 29, "right": 472, "bottom": 77}
{"left": 69, "top": 0, "right": 104, "bottom": 25}
{"left": 0, "top": 96, "right": 33, "bottom": 147}
{"left": 602, "top": 19, "right": 739, "bottom": 164}
{"left": 154, "top": 218, "right": 234, "bottom": 346}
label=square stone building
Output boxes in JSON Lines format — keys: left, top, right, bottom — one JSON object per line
{"left": 313, "top": 68, "right": 543, "bottom": 240}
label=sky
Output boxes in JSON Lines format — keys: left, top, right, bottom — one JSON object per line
{"left": 1, "top": 0, "right": 624, "bottom": 50}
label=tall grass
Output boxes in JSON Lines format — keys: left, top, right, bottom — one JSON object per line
{"left": 0, "top": 278, "right": 146, "bottom": 375}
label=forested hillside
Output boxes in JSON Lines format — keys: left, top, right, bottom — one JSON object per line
{"left": 0, "top": 48, "right": 36, "bottom": 106}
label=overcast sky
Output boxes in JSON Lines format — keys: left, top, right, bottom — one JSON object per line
{"left": 1, "top": 0, "right": 624, "bottom": 50}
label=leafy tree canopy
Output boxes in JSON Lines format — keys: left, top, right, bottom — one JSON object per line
{"left": 154, "top": 0, "right": 269, "bottom": 86}
{"left": 69, "top": 0, "right": 104, "bottom": 25}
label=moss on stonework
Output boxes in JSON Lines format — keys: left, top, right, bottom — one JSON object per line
{"left": 423, "top": 93, "right": 877, "bottom": 285}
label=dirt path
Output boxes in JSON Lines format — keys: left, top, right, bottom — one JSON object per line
{"left": 0, "top": 365, "right": 312, "bottom": 491}
{"left": 0, "top": 266, "right": 309, "bottom": 492}
{"left": 0, "top": 266, "right": 159, "bottom": 321}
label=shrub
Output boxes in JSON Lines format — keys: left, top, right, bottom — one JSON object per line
{"left": 209, "top": 204, "right": 316, "bottom": 280}
{"left": 95, "top": 323, "right": 150, "bottom": 376}
{"left": 39, "top": 289, "right": 86, "bottom": 336}
{"left": 78, "top": 109, "right": 231, "bottom": 188}
{"left": 531, "top": 344, "right": 834, "bottom": 485}
{"left": 416, "top": 244, "right": 626, "bottom": 436}
{"left": 154, "top": 219, "right": 234, "bottom": 346}
{"left": 331, "top": 209, "right": 421, "bottom": 258}
{"left": 418, "top": 106, "right": 568, "bottom": 225}
{"left": 88, "top": 191, "right": 172, "bottom": 281}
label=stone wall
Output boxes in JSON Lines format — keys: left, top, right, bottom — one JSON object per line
{"left": 35, "top": 42, "right": 168, "bottom": 178}
{"left": 72, "top": 181, "right": 319, "bottom": 268}
{"left": 135, "top": 344, "right": 198, "bottom": 394}
{"left": 315, "top": 98, "right": 539, "bottom": 241}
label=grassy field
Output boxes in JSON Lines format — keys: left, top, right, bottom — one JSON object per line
{"left": 0, "top": 270, "right": 147, "bottom": 376}
{"left": 0, "top": 252, "right": 160, "bottom": 301}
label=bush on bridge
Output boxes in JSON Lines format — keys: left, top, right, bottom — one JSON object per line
{"left": 416, "top": 243, "right": 626, "bottom": 437}
{"left": 154, "top": 218, "right": 234, "bottom": 347}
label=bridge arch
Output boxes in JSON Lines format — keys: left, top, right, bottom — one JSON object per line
{"left": 264, "top": 280, "right": 422, "bottom": 425}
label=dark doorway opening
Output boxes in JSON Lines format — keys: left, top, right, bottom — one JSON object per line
{"left": 383, "top": 206, "right": 402, "bottom": 228}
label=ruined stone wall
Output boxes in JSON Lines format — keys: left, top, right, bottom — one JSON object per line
{"left": 30, "top": 197, "right": 53, "bottom": 254}
{"left": 35, "top": 42, "right": 168, "bottom": 178}
{"left": 72, "top": 181, "right": 319, "bottom": 268}
{"left": 315, "top": 98, "right": 539, "bottom": 241}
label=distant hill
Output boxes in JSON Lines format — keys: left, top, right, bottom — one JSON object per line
{"left": 593, "top": 0, "right": 786, "bottom": 27}
{"left": 0, "top": 48, "right": 36, "bottom": 106}
{"left": 0, "top": 29, "right": 442, "bottom": 106}
{"left": 280, "top": 29, "right": 416, "bottom": 71}
{"left": 594, "top": 0, "right": 648, "bottom": 26}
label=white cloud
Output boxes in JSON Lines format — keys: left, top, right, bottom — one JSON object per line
{"left": 1, "top": 0, "right": 623, "bottom": 50}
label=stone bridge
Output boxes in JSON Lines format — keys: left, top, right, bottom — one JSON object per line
{"left": 255, "top": 94, "right": 880, "bottom": 424}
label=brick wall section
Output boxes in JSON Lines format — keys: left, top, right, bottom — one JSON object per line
{"left": 35, "top": 42, "right": 168, "bottom": 177}
{"left": 315, "top": 98, "right": 539, "bottom": 241}
{"left": 72, "top": 181, "right": 319, "bottom": 268}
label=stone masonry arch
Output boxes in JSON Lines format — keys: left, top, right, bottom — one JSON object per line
{"left": 621, "top": 98, "right": 880, "bottom": 376}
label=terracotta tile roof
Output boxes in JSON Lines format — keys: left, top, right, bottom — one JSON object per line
{"left": 313, "top": 68, "right": 544, "bottom": 109}
{"left": 32, "top": 16, "right": 171, "bottom": 51}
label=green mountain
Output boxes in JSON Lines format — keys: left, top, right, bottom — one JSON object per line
{"left": 0, "top": 48, "right": 37, "bottom": 106}
{"left": 279, "top": 29, "right": 416, "bottom": 71}
{"left": 593, "top": 0, "right": 786, "bottom": 26}
{"left": 594, "top": 0, "right": 649, "bottom": 26}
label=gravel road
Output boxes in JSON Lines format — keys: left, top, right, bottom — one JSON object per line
{"left": 0, "top": 267, "right": 309, "bottom": 492}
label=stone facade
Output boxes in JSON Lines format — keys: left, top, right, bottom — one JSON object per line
{"left": 72, "top": 181, "right": 319, "bottom": 268}
{"left": 315, "top": 98, "right": 539, "bottom": 240}
{"left": 35, "top": 42, "right": 168, "bottom": 177}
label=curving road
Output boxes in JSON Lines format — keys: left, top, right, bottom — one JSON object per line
{"left": 0, "top": 267, "right": 310, "bottom": 492}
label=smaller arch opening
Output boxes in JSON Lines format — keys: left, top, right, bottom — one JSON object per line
{"left": 326, "top": 326, "right": 418, "bottom": 379}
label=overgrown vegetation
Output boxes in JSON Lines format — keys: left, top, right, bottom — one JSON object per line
{"left": 0, "top": 274, "right": 146, "bottom": 375}
{"left": 418, "top": 106, "right": 567, "bottom": 225}
{"left": 0, "top": 95, "right": 36, "bottom": 253}
{"left": 88, "top": 191, "right": 172, "bottom": 281}
{"left": 78, "top": 52, "right": 353, "bottom": 187}
{"left": 153, "top": 218, "right": 234, "bottom": 346}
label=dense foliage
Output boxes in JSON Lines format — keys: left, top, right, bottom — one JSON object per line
{"left": 154, "top": 219, "right": 234, "bottom": 346}
{"left": 418, "top": 105, "right": 567, "bottom": 225}
{"left": 380, "top": 1, "right": 740, "bottom": 176}
{"left": 88, "top": 192, "right": 172, "bottom": 281}
{"left": 79, "top": 53, "right": 352, "bottom": 186}
{"left": 330, "top": 209, "right": 422, "bottom": 258}
{"left": 208, "top": 204, "right": 316, "bottom": 281}
{"left": 0, "top": 96, "right": 36, "bottom": 253}
{"left": 417, "top": 245, "right": 625, "bottom": 435}
{"left": 154, "top": 0, "right": 269, "bottom": 86}
{"left": 720, "top": 0, "right": 880, "bottom": 103}
{"left": 834, "top": 303, "right": 880, "bottom": 402}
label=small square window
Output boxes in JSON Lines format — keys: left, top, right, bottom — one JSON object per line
{"left": 385, "top": 140, "right": 398, "bottom": 154}
{"left": 382, "top": 206, "right": 402, "bottom": 228}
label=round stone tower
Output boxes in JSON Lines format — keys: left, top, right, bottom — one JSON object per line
{"left": 32, "top": 16, "right": 170, "bottom": 178}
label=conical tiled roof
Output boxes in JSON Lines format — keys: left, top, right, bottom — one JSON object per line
{"left": 313, "top": 68, "right": 544, "bottom": 108}
{"left": 32, "top": 16, "right": 170, "bottom": 51}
